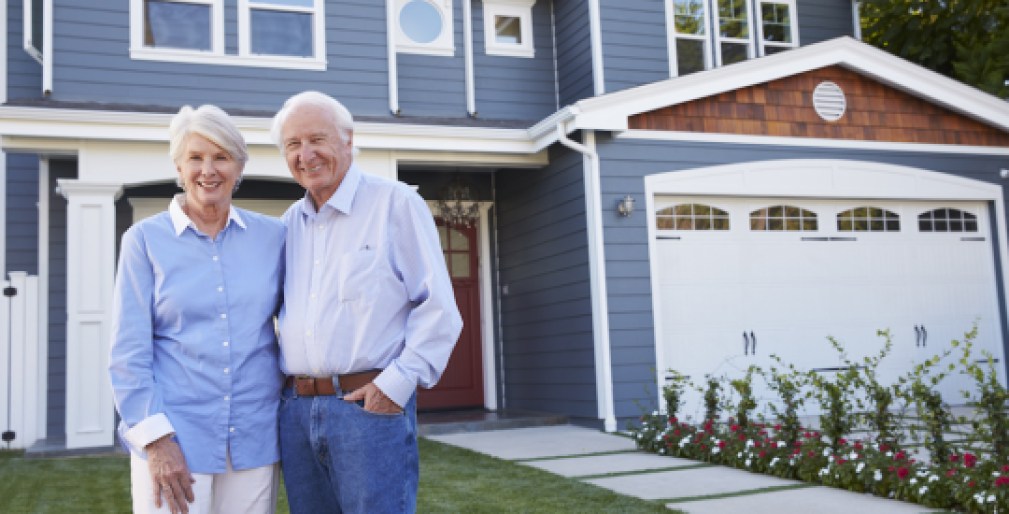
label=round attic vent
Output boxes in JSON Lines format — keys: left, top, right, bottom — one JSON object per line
{"left": 812, "top": 81, "right": 846, "bottom": 122}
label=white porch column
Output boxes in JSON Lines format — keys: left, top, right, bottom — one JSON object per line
{"left": 57, "top": 180, "right": 122, "bottom": 449}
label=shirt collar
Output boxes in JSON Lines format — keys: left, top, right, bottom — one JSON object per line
{"left": 299, "top": 163, "right": 362, "bottom": 217}
{"left": 169, "top": 194, "right": 246, "bottom": 236}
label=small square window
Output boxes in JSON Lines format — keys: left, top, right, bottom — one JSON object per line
{"left": 483, "top": 0, "right": 535, "bottom": 58}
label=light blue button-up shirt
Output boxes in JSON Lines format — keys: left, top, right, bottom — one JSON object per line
{"left": 278, "top": 164, "right": 463, "bottom": 408}
{"left": 109, "top": 196, "right": 285, "bottom": 473}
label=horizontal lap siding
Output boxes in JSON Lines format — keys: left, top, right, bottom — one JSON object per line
{"left": 599, "top": 0, "right": 669, "bottom": 93}
{"left": 470, "top": 1, "right": 557, "bottom": 120}
{"left": 595, "top": 136, "right": 1009, "bottom": 421}
{"left": 50, "top": 0, "right": 390, "bottom": 115}
{"left": 554, "top": 0, "right": 594, "bottom": 106}
{"left": 6, "top": 154, "right": 40, "bottom": 274}
{"left": 6, "top": 1, "right": 42, "bottom": 100}
{"left": 797, "top": 0, "right": 855, "bottom": 44}
{"left": 496, "top": 147, "right": 597, "bottom": 419}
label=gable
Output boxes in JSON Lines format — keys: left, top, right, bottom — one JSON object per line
{"left": 628, "top": 66, "right": 1009, "bottom": 146}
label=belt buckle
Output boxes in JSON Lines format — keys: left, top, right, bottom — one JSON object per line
{"left": 294, "top": 375, "right": 316, "bottom": 396}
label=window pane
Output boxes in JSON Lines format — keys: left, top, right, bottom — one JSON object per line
{"left": 449, "top": 228, "right": 469, "bottom": 251}
{"left": 721, "top": 42, "right": 747, "bottom": 64}
{"left": 674, "top": 0, "right": 706, "bottom": 34}
{"left": 718, "top": 0, "right": 748, "bottom": 38}
{"left": 495, "top": 15, "right": 522, "bottom": 44}
{"left": 145, "top": 0, "right": 211, "bottom": 50}
{"left": 450, "top": 253, "right": 471, "bottom": 278}
{"left": 676, "top": 39, "right": 706, "bottom": 75}
{"left": 251, "top": 10, "right": 313, "bottom": 56}
{"left": 400, "top": 0, "right": 443, "bottom": 44}
{"left": 760, "top": 2, "right": 791, "bottom": 43}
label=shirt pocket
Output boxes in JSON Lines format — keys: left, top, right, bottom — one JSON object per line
{"left": 339, "top": 245, "right": 380, "bottom": 302}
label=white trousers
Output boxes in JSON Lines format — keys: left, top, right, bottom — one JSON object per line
{"left": 130, "top": 454, "right": 279, "bottom": 514}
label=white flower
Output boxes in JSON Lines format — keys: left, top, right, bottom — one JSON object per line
{"left": 994, "top": 471, "right": 1001, "bottom": 477}
{"left": 910, "top": 478, "right": 918, "bottom": 485}
{"left": 679, "top": 439, "right": 689, "bottom": 448}
{"left": 919, "top": 486, "right": 928, "bottom": 496}
{"left": 974, "top": 493, "right": 985, "bottom": 504}
{"left": 818, "top": 468, "right": 828, "bottom": 477}
{"left": 886, "top": 451, "right": 893, "bottom": 457}
{"left": 712, "top": 447, "right": 720, "bottom": 455}
{"left": 987, "top": 494, "right": 996, "bottom": 503}
{"left": 856, "top": 462, "right": 865, "bottom": 474}
{"left": 777, "top": 441, "right": 786, "bottom": 448}
{"left": 848, "top": 451, "right": 858, "bottom": 461}
{"left": 917, "top": 470, "right": 928, "bottom": 478}
{"left": 929, "top": 475, "right": 939, "bottom": 483}
{"left": 746, "top": 440, "right": 755, "bottom": 448}
{"left": 828, "top": 455, "right": 835, "bottom": 463}
{"left": 823, "top": 448, "right": 831, "bottom": 457}
{"left": 746, "top": 459, "right": 752, "bottom": 467}
{"left": 738, "top": 452, "right": 744, "bottom": 458}
{"left": 874, "top": 469, "right": 883, "bottom": 481}
{"left": 770, "top": 457, "right": 780, "bottom": 467}
{"left": 789, "top": 458, "right": 796, "bottom": 466}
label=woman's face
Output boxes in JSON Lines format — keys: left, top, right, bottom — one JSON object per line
{"left": 176, "top": 134, "right": 242, "bottom": 211}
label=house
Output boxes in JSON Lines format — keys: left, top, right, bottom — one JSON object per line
{"left": 1, "top": 0, "right": 1007, "bottom": 452}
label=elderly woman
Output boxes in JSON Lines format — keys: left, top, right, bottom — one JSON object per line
{"left": 109, "top": 104, "right": 285, "bottom": 514}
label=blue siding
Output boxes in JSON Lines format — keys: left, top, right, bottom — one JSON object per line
{"left": 46, "top": 160, "right": 75, "bottom": 439}
{"left": 594, "top": 136, "right": 1009, "bottom": 421}
{"left": 554, "top": 0, "right": 594, "bottom": 106}
{"left": 6, "top": 0, "right": 43, "bottom": 100}
{"left": 6, "top": 154, "right": 39, "bottom": 274}
{"left": 599, "top": 0, "right": 669, "bottom": 94}
{"left": 797, "top": 0, "right": 856, "bottom": 44}
{"left": 496, "top": 147, "right": 598, "bottom": 423}
{"left": 49, "top": 0, "right": 390, "bottom": 115}
{"left": 470, "top": 0, "right": 558, "bottom": 120}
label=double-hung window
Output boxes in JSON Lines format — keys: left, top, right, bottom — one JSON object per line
{"left": 131, "top": 0, "right": 326, "bottom": 70}
{"left": 666, "top": 0, "right": 796, "bottom": 76}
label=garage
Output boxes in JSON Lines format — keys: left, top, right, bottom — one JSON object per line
{"left": 646, "top": 160, "right": 1008, "bottom": 420}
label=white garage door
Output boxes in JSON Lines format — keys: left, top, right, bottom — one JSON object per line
{"left": 654, "top": 196, "right": 1004, "bottom": 420}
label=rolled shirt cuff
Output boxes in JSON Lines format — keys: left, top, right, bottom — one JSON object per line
{"left": 372, "top": 366, "right": 415, "bottom": 408}
{"left": 124, "top": 413, "right": 175, "bottom": 452}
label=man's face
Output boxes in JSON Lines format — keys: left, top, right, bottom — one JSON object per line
{"left": 280, "top": 104, "right": 354, "bottom": 209}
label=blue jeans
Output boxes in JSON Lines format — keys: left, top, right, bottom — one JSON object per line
{"left": 279, "top": 384, "right": 418, "bottom": 514}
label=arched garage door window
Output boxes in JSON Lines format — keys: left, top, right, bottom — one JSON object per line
{"left": 656, "top": 203, "right": 730, "bottom": 230}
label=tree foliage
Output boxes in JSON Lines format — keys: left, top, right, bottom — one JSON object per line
{"left": 860, "top": 0, "right": 1009, "bottom": 98}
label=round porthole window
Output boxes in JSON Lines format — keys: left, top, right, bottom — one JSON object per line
{"left": 400, "top": 0, "right": 443, "bottom": 44}
{"left": 812, "top": 81, "right": 846, "bottom": 122}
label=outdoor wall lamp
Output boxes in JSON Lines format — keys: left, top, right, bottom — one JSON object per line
{"left": 617, "top": 195, "right": 635, "bottom": 217}
{"left": 1000, "top": 168, "right": 1009, "bottom": 179}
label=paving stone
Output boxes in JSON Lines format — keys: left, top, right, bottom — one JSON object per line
{"left": 426, "top": 425, "right": 635, "bottom": 460}
{"left": 669, "top": 485, "right": 933, "bottom": 514}
{"left": 522, "top": 452, "right": 696, "bottom": 477}
{"left": 583, "top": 466, "right": 797, "bottom": 501}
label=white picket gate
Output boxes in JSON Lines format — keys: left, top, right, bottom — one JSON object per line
{"left": 0, "top": 272, "right": 46, "bottom": 450}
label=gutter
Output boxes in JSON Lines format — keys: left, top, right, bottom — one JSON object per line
{"left": 464, "top": 0, "right": 476, "bottom": 116}
{"left": 555, "top": 122, "right": 617, "bottom": 433}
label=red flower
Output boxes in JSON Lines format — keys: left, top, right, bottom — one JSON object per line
{"left": 718, "top": 440, "right": 727, "bottom": 449}
{"left": 808, "top": 451, "right": 816, "bottom": 458}
{"left": 774, "top": 424, "right": 782, "bottom": 431}
{"left": 946, "top": 468, "right": 956, "bottom": 477}
{"left": 964, "top": 453, "right": 977, "bottom": 468}
{"left": 894, "top": 451, "right": 906, "bottom": 461}
{"left": 738, "top": 433, "right": 747, "bottom": 441}
{"left": 897, "top": 467, "right": 909, "bottom": 479}
{"left": 879, "top": 443, "right": 890, "bottom": 453}
{"left": 853, "top": 441, "right": 863, "bottom": 451}
{"left": 838, "top": 438, "right": 847, "bottom": 446}
{"left": 730, "top": 424, "right": 740, "bottom": 432}
{"left": 759, "top": 450, "right": 767, "bottom": 458}
{"left": 949, "top": 454, "right": 960, "bottom": 463}
{"left": 837, "top": 458, "right": 846, "bottom": 466}
{"left": 1003, "top": 464, "right": 1009, "bottom": 473}
{"left": 995, "top": 476, "right": 1009, "bottom": 488}
{"left": 968, "top": 481, "right": 976, "bottom": 488}
{"left": 673, "top": 429, "right": 681, "bottom": 436}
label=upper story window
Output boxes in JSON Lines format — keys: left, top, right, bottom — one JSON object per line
{"left": 130, "top": 0, "right": 326, "bottom": 70}
{"left": 656, "top": 204, "right": 731, "bottom": 230}
{"left": 918, "top": 208, "right": 979, "bottom": 232}
{"left": 482, "top": 0, "right": 536, "bottom": 58}
{"left": 396, "top": 0, "right": 455, "bottom": 56}
{"left": 750, "top": 205, "right": 817, "bottom": 231}
{"left": 837, "top": 207, "right": 900, "bottom": 232}
{"left": 666, "top": 0, "right": 796, "bottom": 76}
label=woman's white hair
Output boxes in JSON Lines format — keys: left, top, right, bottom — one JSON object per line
{"left": 169, "top": 104, "right": 248, "bottom": 190}
{"left": 270, "top": 91, "right": 354, "bottom": 148}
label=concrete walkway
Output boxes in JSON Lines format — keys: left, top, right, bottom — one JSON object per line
{"left": 425, "top": 425, "right": 941, "bottom": 513}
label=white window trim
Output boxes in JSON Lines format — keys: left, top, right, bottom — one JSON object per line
{"left": 395, "top": 0, "right": 455, "bottom": 57}
{"left": 482, "top": 0, "right": 535, "bottom": 58}
{"left": 664, "top": 0, "right": 714, "bottom": 77}
{"left": 754, "top": 0, "right": 798, "bottom": 56}
{"left": 130, "top": 0, "right": 326, "bottom": 71}
{"left": 712, "top": 0, "right": 755, "bottom": 66}
{"left": 238, "top": 0, "right": 326, "bottom": 61}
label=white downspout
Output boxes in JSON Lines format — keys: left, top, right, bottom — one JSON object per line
{"left": 386, "top": 0, "right": 400, "bottom": 115}
{"left": 851, "top": 0, "right": 862, "bottom": 40}
{"left": 555, "top": 123, "right": 617, "bottom": 432}
{"left": 42, "top": 0, "right": 52, "bottom": 95}
{"left": 1, "top": 0, "right": 6, "bottom": 278}
{"left": 587, "top": 0, "right": 605, "bottom": 95}
{"left": 464, "top": 0, "right": 476, "bottom": 116}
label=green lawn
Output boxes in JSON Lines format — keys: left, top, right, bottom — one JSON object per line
{"left": 0, "top": 439, "right": 674, "bottom": 513}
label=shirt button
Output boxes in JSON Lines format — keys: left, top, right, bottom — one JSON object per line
{"left": 306, "top": 331, "right": 312, "bottom": 337}
{"left": 314, "top": 260, "right": 321, "bottom": 266}
{"left": 229, "top": 427, "right": 235, "bottom": 433}
{"left": 212, "top": 255, "right": 219, "bottom": 261}
{"left": 220, "top": 313, "right": 227, "bottom": 319}
{"left": 217, "top": 286, "right": 224, "bottom": 293}
{"left": 224, "top": 395, "right": 230, "bottom": 401}
{"left": 222, "top": 341, "right": 229, "bottom": 347}
{"left": 223, "top": 367, "right": 230, "bottom": 374}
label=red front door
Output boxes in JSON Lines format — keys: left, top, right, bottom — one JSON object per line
{"left": 416, "top": 220, "right": 485, "bottom": 410}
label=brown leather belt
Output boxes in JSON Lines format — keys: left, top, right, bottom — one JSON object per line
{"left": 285, "top": 370, "right": 381, "bottom": 397}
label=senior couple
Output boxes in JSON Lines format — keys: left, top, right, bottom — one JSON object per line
{"left": 108, "top": 91, "right": 463, "bottom": 514}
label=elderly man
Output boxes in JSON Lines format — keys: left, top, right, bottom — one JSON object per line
{"left": 272, "top": 91, "right": 462, "bottom": 513}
